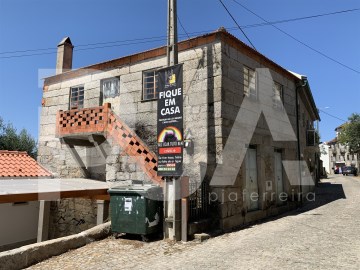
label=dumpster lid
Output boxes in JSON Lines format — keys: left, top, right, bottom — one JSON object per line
{"left": 108, "top": 184, "right": 162, "bottom": 193}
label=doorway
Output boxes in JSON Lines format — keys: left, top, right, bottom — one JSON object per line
{"left": 274, "top": 150, "right": 284, "bottom": 205}
{"left": 246, "top": 147, "right": 259, "bottom": 211}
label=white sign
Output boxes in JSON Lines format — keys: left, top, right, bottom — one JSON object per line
{"left": 124, "top": 198, "right": 133, "bottom": 212}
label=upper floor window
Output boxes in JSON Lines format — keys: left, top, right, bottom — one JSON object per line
{"left": 143, "top": 70, "right": 159, "bottom": 100}
{"left": 307, "top": 120, "right": 314, "bottom": 130}
{"left": 102, "top": 77, "right": 120, "bottom": 99}
{"left": 243, "top": 66, "right": 256, "bottom": 99}
{"left": 273, "top": 82, "right": 284, "bottom": 109}
{"left": 70, "top": 86, "right": 84, "bottom": 109}
{"left": 306, "top": 129, "right": 316, "bottom": 146}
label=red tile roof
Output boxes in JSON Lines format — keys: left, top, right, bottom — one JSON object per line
{"left": 326, "top": 138, "right": 338, "bottom": 145}
{"left": 0, "top": 151, "right": 52, "bottom": 178}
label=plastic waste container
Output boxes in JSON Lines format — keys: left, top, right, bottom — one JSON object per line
{"left": 108, "top": 185, "right": 163, "bottom": 239}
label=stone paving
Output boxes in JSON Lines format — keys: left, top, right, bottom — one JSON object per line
{"left": 28, "top": 175, "right": 360, "bottom": 270}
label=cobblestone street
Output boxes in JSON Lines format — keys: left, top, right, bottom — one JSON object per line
{"left": 28, "top": 175, "right": 360, "bottom": 270}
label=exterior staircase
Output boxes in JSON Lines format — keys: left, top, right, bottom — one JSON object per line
{"left": 56, "top": 103, "right": 163, "bottom": 185}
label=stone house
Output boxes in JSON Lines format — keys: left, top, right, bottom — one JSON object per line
{"left": 38, "top": 29, "right": 320, "bottom": 237}
{"left": 326, "top": 124, "right": 359, "bottom": 173}
{"left": 0, "top": 150, "right": 52, "bottom": 251}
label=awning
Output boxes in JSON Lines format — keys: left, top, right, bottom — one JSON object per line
{"left": 0, "top": 178, "right": 112, "bottom": 203}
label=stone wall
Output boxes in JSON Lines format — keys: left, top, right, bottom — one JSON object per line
{"left": 39, "top": 34, "right": 319, "bottom": 235}
{"left": 211, "top": 42, "right": 308, "bottom": 230}
{"left": 38, "top": 41, "right": 222, "bottom": 237}
{"left": 49, "top": 198, "right": 97, "bottom": 239}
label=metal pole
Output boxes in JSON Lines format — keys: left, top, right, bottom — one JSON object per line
{"left": 165, "top": 0, "right": 181, "bottom": 241}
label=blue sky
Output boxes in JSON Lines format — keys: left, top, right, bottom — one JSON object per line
{"left": 0, "top": 0, "right": 359, "bottom": 142}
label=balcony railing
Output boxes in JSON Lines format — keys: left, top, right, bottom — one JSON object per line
{"left": 56, "top": 103, "right": 111, "bottom": 138}
{"left": 55, "top": 103, "right": 163, "bottom": 185}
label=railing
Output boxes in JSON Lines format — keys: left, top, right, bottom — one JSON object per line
{"left": 188, "top": 180, "right": 209, "bottom": 222}
{"left": 55, "top": 103, "right": 163, "bottom": 185}
{"left": 56, "top": 103, "right": 111, "bottom": 138}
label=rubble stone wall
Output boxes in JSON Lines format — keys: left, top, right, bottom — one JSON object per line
{"left": 38, "top": 41, "right": 222, "bottom": 237}
{"left": 212, "top": 42, "right": 307, "bottom": 230}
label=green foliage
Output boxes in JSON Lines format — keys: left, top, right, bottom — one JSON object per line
{"left": 338, "top": 113, "right": 360, "bottom": 153}
{"left": 0, "top": 116, "right": 37, "bottom": 158}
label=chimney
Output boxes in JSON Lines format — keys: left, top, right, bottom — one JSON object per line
{"left": 56, "top": 37, "right": 73, "bottom": 75}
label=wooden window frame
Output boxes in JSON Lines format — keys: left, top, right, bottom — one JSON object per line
{"left": 273, "top": 81, "right": 284, "bottom": 109}
{"left": 101, "top": 77, "right": 120, "bottom": 100}
{"left": 69, "top": 85, "right": 85, "bottom": 110}
{"left": 243, "top": 66, "right": 257, "bottom": 99}
{"left": 142, "top": 69, "right": 159, "bottom": 101}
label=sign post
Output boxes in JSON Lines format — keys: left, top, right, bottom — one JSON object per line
{"left": 157, "top": 65, "right": 183, "bottom": 241}
{"left": 157, "top": 65, "right": 184, "bottom": 176}
{"left": 160, "top": 0, "right": 182, "bottom": 241}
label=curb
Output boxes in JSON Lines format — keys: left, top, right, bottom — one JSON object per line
{"left": 0, "top": 222, "right": 111, "bottom": 270}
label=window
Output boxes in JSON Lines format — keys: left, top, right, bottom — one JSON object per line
{"left": 143, "top": 70, "right": 159, "bottom": 100}
{"left": 306, "top": 129, "right": 316, "bottom": 146}
{"left": 307, "top": 120, "right": 314, "bottom": 130}
{"left": 69, "top": 86, "right": 84, "bottom": 109}
{"left": 243, "top": 66, "right": 256, "bottom": 99}
{"left": 273, "top": 82, "right": 283, "bottom": 109}
{"left": 102, "top": 77, "right": 120, "bottom": 99}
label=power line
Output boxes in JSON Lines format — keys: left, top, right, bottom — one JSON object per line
{"left": 241, "top": 8, "right": 360, "bottom": 29}
{"left": 218, "top": 0, "right": 257, "bottom": 50}
{"left": 177, "top": 16, "right": 191, "bottom": 40}
{"left": 2, "top": 7, "right": 358, "bottom": 56}
{"left": 319, "top": 109, "right": 347, "bottom": 122}
{"left": 230, "top": 0, "right": 360, "bottom": 75}
{"left": 0, "top": 38, "right": 167, "bottom": 59}
{"left": 0, "top": 7, "right": 359, "bottom": 60}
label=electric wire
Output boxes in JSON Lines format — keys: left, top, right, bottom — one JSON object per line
{"left": 218, "top": 0, "right": 257, "bottom": 50}
{"left": 1, "top": 8, "right": 358, "bottom": 56}
{"left": 230, "top": 0, "right": 360, "bottom": 74}
{"left": 0, "top": 6, "right": 358, "bottom": 67}
{"left": 319, "top": 109, "right": 347, "bottom": 122}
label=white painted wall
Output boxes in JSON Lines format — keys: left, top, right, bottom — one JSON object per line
{"left": 320, "top": 144, "right": 330, "bottom": 174}
{"left": 0, "top": 201, "right": 39, "bottom": 249}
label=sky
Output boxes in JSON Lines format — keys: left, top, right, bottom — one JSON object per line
{"left": 0, "top": 0, "right": 359, "bottom": 143}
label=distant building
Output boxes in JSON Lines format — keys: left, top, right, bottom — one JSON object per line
{"left": 0, "top": 150, "right": 52, "bottom": 251}
{"left": 39, "top": 29, "right": 320, "bottom": 237}
{"left": 326, "top": 124, "right": 359, "bottom": 174}
{"left": 319, "top": 143, "right": 330, "bottom": 174}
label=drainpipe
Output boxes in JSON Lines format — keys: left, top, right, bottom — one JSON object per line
{"left": 295, "top": 76, "right": 308, "bottom": 203}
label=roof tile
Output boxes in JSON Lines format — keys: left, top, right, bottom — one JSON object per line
{"left": 0, "top": 150, "right": 52, "bottom": 178}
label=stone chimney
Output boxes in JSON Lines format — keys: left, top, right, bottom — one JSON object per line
{"left": 56, "top": 37, "right": 73, "bottom": 75}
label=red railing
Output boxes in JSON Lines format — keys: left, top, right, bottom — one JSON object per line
{"left": 56, "top": 103, "right": 111, "bottom": 138}
{"left": 55, "top": 103, "right": 163, "bottom": 185}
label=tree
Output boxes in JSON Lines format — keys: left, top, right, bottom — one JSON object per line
{"left": 0, "top": 116, "right": 37, "bottom": 158}
{"left": 338, "top": 113, "right": 360, "bottom": 153}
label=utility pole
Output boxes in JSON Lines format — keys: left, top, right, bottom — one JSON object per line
{"left": 164, "top": 0, "right": 181, "bottom": 241}
{"left": 167, "top": 0, "right": 178, "bottom": 66}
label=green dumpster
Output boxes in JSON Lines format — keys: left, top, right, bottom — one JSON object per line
{"left": 108, "top": 185, "right": 163, "bottom": 238}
